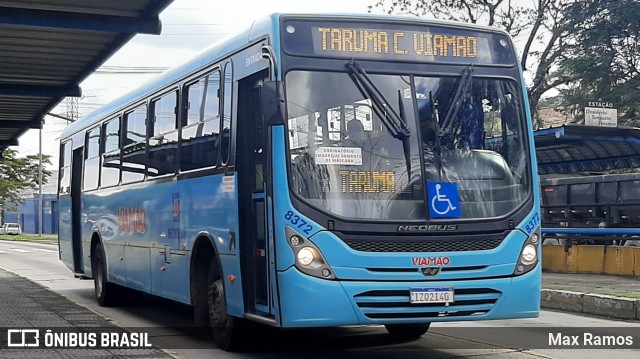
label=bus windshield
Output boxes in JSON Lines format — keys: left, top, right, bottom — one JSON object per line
{"left": 285, "top": 69, "right": 530, "bottom": 221}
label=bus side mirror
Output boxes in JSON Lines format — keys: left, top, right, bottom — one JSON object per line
{"left": 261, "top": 81, "right": 285, "bottom": 126}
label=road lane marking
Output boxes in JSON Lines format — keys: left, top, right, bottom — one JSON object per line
{"left": 32, "top": 248, "right": 58, "bottom": 253}
{"left": 9, "top": 248, "right": 30, "bottom": 253}
{"left": 0, "top": 250, "right": 7, "bottom": 253}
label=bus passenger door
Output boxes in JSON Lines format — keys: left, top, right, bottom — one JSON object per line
{"left": 236, "top": 70, "right": 273, "bottom": 316}
{"left": 70, "top": 148, "right": 84, "bottom": 274}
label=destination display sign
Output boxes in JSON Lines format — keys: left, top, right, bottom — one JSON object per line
{"left": 282, "top": 19, "right": 516, "bottom": 65}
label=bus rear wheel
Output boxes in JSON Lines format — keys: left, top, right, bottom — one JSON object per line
{"left": 208, "top": 270, "right": 242, "bottom": 350}
{"left": 92, "top": 242, "right": 118, "bottom": 306}
{"left": 384, "top": 323, "right": 430, "bottom": 339}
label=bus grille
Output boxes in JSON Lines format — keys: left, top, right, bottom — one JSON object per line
{"left": 343, "top": 238, "right": 503, "bottom": 252}
{"left": 353, "top": 288, "right": 501, "bottom": 320}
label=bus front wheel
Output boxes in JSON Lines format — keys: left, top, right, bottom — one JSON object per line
{"left": 92, "top": 242, "right": 118, "bottom": 307}
{"left": 208, "top": 271, "right": 242, "bottom": 350}
{"left": 384, "top": 323, "right": 430, "bottom": 339}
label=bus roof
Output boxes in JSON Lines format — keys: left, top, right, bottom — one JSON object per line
{"left": 60, "top": 13, "right": 277, "bottom": 139}
{"left": 61, "top": 13, "right": 510, "bottom": 139}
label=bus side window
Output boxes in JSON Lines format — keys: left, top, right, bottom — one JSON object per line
{"left": 59, "top": 141, "right": 72, "bottom": 195}
{"left": 83, "top": 126, "right": 101, "bottom": 191}
{"left": 122, "top": 105, "right": 147, "bottom": 183}
{"left": 181, "top": 70, "right": 221, "bottom": 171}
{"left": 149, "top": 90, "right": 178, "bottom": 178}
{"left": 101, "top": 117, "right": 121, "bottom": 187}
{"left": 221, "top": 62, "right": 233, "bottom": 166}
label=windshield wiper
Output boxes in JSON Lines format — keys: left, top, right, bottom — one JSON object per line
{"left": 440, "top": 66, "right": 474, "bottom": 132}
{"left": 345, "top": 60, "right": 410, "bottom": 139}
{"left": 429, "top": 91, "right": 443, "bottom": 181}
{"left": 345, "top": 60, "right": 412, "bottom": 176}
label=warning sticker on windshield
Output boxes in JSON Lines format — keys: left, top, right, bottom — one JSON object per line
{"left": 222, "top": 175, "right": 235, "bottom": 192}
{"left": 314, "top": 147, "right": 363, "bottom": 165}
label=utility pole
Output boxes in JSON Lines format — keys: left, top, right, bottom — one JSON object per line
{"left": 66, "top": 97, "right": 79, "bottom": 122}
{"left": 38, "top": 120, "right": 43, "bottom": 237}
{"left": 36, "top": 97, "right": 81, "bottom": 237}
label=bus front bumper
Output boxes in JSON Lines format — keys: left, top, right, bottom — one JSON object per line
{"left": 277, "top": 264, "right": 540, "bottom": 327}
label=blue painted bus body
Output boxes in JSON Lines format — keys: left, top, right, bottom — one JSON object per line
{"left": 59, "top": 13, "right": 540, "bottom": 328}
{"left": 269, "top": 127, "right": 540, "bottom": 326}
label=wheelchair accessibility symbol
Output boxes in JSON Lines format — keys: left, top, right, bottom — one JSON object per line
{"left": 427, "top": 182, "right": 461, "bottom": 218}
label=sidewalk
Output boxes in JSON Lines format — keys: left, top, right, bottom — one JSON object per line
{"left": 0, "top": 233, "right": 58, "bottom": 245}
{"left": 0, "top": 268, "right": 172, "bottom": 358}
{"left": 541, "top": 271, "right": 640, "bottom": 321}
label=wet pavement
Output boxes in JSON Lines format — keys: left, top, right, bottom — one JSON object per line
{"left": 0, "top": 268, "right": 172, "bottom": 358}
{"left": 0, "top": 244, "right": 638, "bottom": 359}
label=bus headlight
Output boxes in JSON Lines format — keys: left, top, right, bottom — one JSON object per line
{"left": 297, "top": 247, "right": 319, "bottom": 267}
{"left": 290, "top": 235, "right": 302, "bottom": 246}
{"left": 286, "top": 226, "right": 335, "bottom": 279}
{"left": 520, "top": 244, "right": 537, "bottom": 265}
{"left": 514, "top": 228, "right": 540, "bottom": 276}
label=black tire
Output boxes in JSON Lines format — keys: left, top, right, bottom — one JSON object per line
{"left": 92, "top": 242, "right": 118, "bottom": 307}
{"left": 207, "top": 262, "right": 242, "bottom": 350}
{"left": 384, "top": 323, "right": 431, "bottom": 339}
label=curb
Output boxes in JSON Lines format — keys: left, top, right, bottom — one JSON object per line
{"left": 541, "top": 289, "right": 640, "bottom": 321}
{"left": 0, "top": 238, "right": 57, "bottom": 245}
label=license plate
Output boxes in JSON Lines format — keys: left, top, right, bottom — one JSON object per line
{"left": 410, "top": 287, "right": 454, "bottom": 304}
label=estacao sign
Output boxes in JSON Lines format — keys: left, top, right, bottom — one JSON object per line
{"left": 587, "top": 101, "right": 614, "bottom": 108}
{"left": 585, "top": 101, "right": 617, "bottom": 127}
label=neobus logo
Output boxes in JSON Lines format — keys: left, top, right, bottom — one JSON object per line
{"left": 118, "top": 205, "right": 147, "bottom": 234}
{"left": 397, "top": 224, "right": 458, "bottom": 232}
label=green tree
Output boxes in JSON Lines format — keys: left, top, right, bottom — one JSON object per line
{"left": 370, "top": 0, "right": 582, "bottom": 127}
{"left": 559, "top": 0, "right": 640, "bottom": 126}
{"left": 0, "top": 149, "right": 52, "bottom": 222}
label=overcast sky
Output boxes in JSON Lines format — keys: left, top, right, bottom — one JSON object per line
{"left": 16, "top": 0, "right": 377, "bottom": 170}
{"left": 17, "top": 0, "right": 542, "bottom": 171}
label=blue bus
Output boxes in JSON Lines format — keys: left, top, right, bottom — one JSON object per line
{"left": 58, "top": 13, "right": 541, "bottom": 349}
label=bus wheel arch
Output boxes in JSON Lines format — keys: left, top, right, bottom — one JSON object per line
{"left": 90, "top": 233, "right": 101, "bottom": 278}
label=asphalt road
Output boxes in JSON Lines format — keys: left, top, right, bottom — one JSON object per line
{"left": 0, "top": 239, "right": 638, "bottom": 359}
